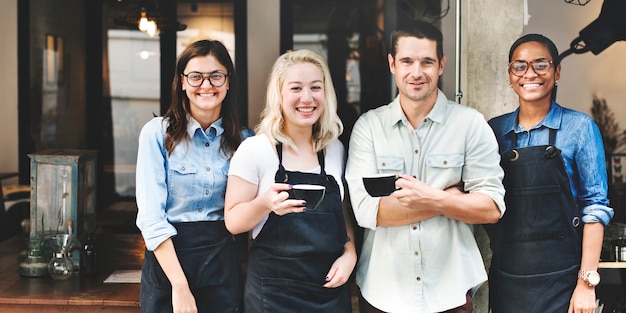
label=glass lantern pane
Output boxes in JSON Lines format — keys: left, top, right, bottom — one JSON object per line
{"left": 34, "top": 163, "right": 72, "bottom": 235}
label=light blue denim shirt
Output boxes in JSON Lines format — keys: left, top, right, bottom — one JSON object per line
{"left": 346, "top": 90, "right": 505, "bottom": 312}
{"left": 135, "top": 116, "right": 253, "bottom": 251}
{"left": 488, "top": 100, "right": 613, "bottom": 226}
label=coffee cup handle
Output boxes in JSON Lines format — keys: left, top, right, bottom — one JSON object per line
{"left": 394, "top": 175, "right": 401, "bottom": 191}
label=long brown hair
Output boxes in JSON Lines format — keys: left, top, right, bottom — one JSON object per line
{"left": 163, "top": 39, "right": 243, "bottom": 157}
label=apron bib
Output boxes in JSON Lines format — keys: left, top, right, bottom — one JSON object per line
{"left": 486, "top": 129, "right": 582, "bottom": 313}
{"left": 244, "top": 143, "right": 350, "bottom": 313}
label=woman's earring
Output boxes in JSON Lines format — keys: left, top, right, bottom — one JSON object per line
{"left": 555, "top": 80, "right": 559, "bottom": 86}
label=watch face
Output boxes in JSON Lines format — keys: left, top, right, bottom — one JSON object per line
{"left": 588, "top": 272, "right": 601, "bottom": 286}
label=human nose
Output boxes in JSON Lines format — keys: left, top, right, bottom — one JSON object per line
{"left": 300, "top": 90, "right": 313, "bottom": 103}
{"left": 524, "top": 64, "right": 539, "bottom": 77}
{"left": 410, "top": 63, "right": 423, "bottom": 78}
{"left": 200, "top": 77, "right": 213, "bottom": 87}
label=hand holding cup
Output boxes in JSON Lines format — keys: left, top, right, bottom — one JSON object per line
{"left": 287, "top": 184, "right": 326, "bottom": 210}
{"left": 362, "top": 174, "right": 399, "bottom": 197}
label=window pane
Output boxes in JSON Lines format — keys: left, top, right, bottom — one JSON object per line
{"left": 107, "top": 30, "right": 160, "bottom": 197}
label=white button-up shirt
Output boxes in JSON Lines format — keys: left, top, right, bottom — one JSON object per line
{"left": 345, "top": 90, "right": 505, "bottom": 312}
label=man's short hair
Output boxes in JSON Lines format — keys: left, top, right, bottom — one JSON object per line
{"left": 390, "top": 20, "right": 444, "bottom": 61}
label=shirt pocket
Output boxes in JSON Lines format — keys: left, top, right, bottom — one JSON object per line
{"left": 168, "top": 162, "right": 198, "bottom": 198}
{"left": 426, "top": 154, "right": 464, "bottom": 184}
{"left": 375, "top": 156, "right": 404, "bottom": 174}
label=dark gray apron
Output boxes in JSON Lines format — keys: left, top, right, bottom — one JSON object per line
{"left": 140, "top": 221, "right": 243, "bottom": 313}
{"left": 243, "top": 143, "right": 351, "bottom": 313}
{"left": 486, "top": 129, "right": 582, "bottom": 313}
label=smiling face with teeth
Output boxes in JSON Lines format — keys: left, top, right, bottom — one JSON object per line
{"left": 280, "top": 62, "right": 325, "bottom": 132}
{"left": 182, "top": 54, "right": 229, "bottom": 128}
{"left": 509, "top": 41, "right": 561, "bottom": 107}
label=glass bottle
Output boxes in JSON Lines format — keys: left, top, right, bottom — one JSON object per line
{"left": 81, "top": 232, "right": 97, "bottom": 275}
{"left": 48, "top": 251, "right": 74, "bottom": 280}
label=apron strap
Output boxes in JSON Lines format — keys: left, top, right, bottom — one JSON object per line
{"left": 275, "top": 143, "right": 288, "bottom": 182}
{"left": 548, "top": 128, "right": 556, "bottom": 145}
{"left": 274, "top": 142, "right": 328, "bottom": 178}
{"left": 316, "top": 149, "right": 327, "bottom": 177}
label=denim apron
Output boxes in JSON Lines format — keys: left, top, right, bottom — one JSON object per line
{"left": 486, "top": 129, "right": 582, "bottom": 313}
{"left": 140, "top": 221, "right": 243, "bottom": 313}
{"left": 243, "top": 143, "right": 351, "bottom": 313}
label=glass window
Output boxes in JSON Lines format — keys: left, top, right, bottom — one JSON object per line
{"left": 106, "top": 29, "right": 160, "bottom": 198}
{"left": 103, "top": 1, "right": 234, "bottom": 199}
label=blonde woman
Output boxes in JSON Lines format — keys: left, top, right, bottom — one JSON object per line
{"left": 225, "top": 49, "right": 356, "bottom": 312}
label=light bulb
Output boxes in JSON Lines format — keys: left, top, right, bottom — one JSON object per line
{"left": 138, "top": 11, "right": 149, "bottom": 31}
{"left": 146, "top": 20, "right": 158, "bottom": 37}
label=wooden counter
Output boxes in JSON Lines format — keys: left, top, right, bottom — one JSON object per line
{"left": 599, "top": 261, "right": 626, "bottom": 269}
{"left": 0, "top": 233, "right": 144, "bottom": 312}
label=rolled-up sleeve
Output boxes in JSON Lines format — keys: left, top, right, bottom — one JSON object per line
{"left": 576, "top": 120, "right": 613, "bottom": 226}
{"left": 462, "top": 112, "right": 506, "bottom": 217}
{"left": 346, "top": 115, "right": 383, "bottom": 230}
{"left": 135, "top": 118, "right": 177, "bottom": 251}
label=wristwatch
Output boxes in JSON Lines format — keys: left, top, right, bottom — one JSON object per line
{"left": 578, "top": 270, "right": 601, "bottom": 287}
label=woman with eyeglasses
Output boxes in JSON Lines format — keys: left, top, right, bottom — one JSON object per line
{"left": 135, "top": 39, "right": 253, "bottom": 313}
{"left": 487, "top": 34, "right": 613, "bottom": 313}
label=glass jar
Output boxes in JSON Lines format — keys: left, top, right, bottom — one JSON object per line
{"left": 48, "top": 252, "right": 74, "bottom": 280}
{"left": 19, "top": 239, "right": 49, "bottom": 277}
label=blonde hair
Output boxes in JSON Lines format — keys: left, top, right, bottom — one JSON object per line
{"left": 256, "top": 49, "right": 343, "bottom": 152}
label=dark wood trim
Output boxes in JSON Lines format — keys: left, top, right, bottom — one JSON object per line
{"left": 234, "top": 0, "right": 248, "bottom": 127}
{"left": 159, "top": 1, "right": 177, "bottom": 115}
{"left": 17, "top": 0, "right": 32, "bottom": 186}
{"left": 84, "top": 1, "right": 103, "bottom": 152}
{"left": 279, "top": 0, "right": 293, "bottom": 54}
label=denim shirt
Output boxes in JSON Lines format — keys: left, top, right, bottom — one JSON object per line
{"left": 135, "top": 116, "right": 253, "bottom": 251}
{"left": 489, "top": 101, "right": 613, "bottom": 226}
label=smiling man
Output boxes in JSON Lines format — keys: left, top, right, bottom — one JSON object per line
{"left": 345, "top": 20, "right": 506, "bottom": 313}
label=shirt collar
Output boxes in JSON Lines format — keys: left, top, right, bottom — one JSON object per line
{"left": 187, "top": 116, "right": 224, "bottom": 139}
{"left": 390, "top": 89, "right": 449, "bottom": 128}
{"left": 426, "top": 90, "right": 449, "bottom": 125}
{"left": 503, "top": 100, "right": 562, "bottom": 135}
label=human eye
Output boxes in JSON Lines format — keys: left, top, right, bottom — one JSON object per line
{"left": 512, "top": 61, "right": 527, "bottom": 72}
{"left": 533, "top": 61, "right": 550, "bottom": 71}
{"left": 310, "top": 81, "right": 323, "bottom": 90}
{"left": 398, "top": 58, "right": 412, "bottom": 66}
{"left": 422, "top": 59, "right": 436, "bottom": 67}
{"left": 210, "top": 72, "right": 225, "bottom": 80}
{"left": 188, "top": 72, "right": 203, "bottom": 81}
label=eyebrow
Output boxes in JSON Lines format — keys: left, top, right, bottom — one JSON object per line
{"left": 285, "top": 80, "right": 323, "bottom": 85}
{"left": 187, "top": 70, "right": 227, "bottom": 74}
{"left": 397, "top": 56, "right": 437, "bottom": 63}
{"left": 512, "top": 57, "right": 550, "bottom": 62}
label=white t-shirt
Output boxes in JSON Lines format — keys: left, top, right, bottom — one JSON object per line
{"left": 229, "top": 133, "right": 345, "bottom": 238}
